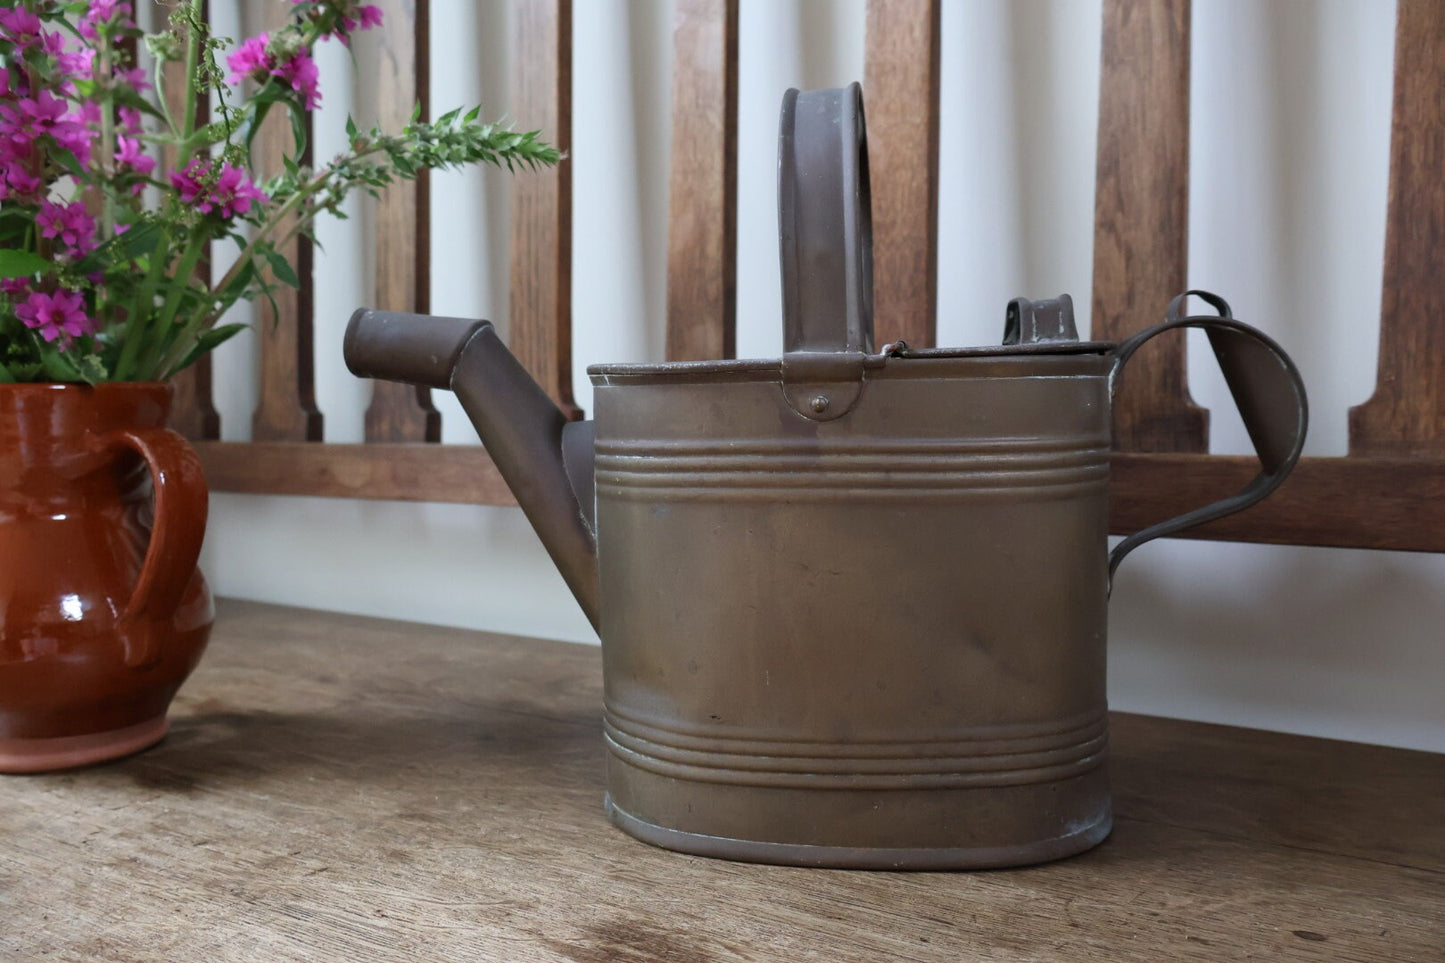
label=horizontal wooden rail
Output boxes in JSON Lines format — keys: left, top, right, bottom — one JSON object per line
{"left": 198, "top": 440, "right": 1445, "bottom": 553}
{"left": 195, "top": 442, "right": 515, "bottom": 505}
{"left": 1110, "top": 453, "right": 1445, "bottom": 552}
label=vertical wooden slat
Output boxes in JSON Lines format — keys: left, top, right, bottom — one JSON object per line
{"left": 249, "top": 5, "right": 322, "bottom": 442}
{"left": 1348, "top": 0, "right": 1445, "bottom": 457}
{"left": 158, "top": 2, "right": 218, "bottom": 440}
{"left": 510, "top": 0, "right": 581, "bottom": 419}
{"left": 1091, "top": 0, "right": 1206, "bottom": 452}
{"left": 863, "top": 0, "right": 940, "bottom": 350}
{"left": 363, "top": 0, "right": 439, "bottom": 442}
{"left": 665, "top": 0, "right": 738, "bottom": 362}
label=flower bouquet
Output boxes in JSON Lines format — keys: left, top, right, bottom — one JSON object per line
{"left": 0, "top": 0, "right": 559, "bottom": 383}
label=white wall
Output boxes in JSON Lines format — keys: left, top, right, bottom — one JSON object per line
{"left": 199, "top": 0, "right": 1445, "bottom": 752}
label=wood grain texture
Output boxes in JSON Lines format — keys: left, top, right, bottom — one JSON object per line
{"left": 248, "top": 4, "right": 323, "bottom": 442}
{"left": 1110, "top": 452, "right": 1445, "bottom": 551}
{"left": 1348, "top": 0, "right": 1445, "bottom": 457}
{"left": 362, "top": 0, "right": 440, "bottom": 443}
{"left": 665, "top": 0, "right": 738, "bottom": 362}
{"left": 194, "top": 441, "right": 516, "bottom": 505}
{"left": 159, "top": 0, "right": 219, "bottom": 441}
{"left": 1092, "top": 0, "right": 1206, "bottom": 452}
{"left": 1, "top": 599, "right": 1440, "bottom": 961}
{"left": 864, "top": 0, "right": 940, "bottom": 350}
{"left": 510, "top": 0, "right": 581, "bottom": 419}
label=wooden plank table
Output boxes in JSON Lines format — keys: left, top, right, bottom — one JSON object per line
{"left": 2, "top": 599, "right": 1442, "bottom": 961}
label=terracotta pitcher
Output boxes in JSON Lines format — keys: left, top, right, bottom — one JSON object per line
{"left": 0, "top": 383, "right": 212, "bottom": 772}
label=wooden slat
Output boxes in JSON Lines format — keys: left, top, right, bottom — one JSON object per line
{"left": 1348, "top": 0, "right": 1445, "bottom": 457}
{"left": 249, "top": 4, "right": 323, "bottom": 442}
{"left": 195, "top": 441, "right": 515, "bottom": 505}
{"left": 1110, "top": 453, "right": 1445, "bottom": 552}
{"left": 664, "top": 0, "right": 738, "bottom": 362}
{"left": 863, "top": 0, "right": 940, "bottom": 349}
{"left": 362, "top": 0, "right": 440, "bottom": 443}
{"left": 510, "top": 0, "right": 581, "bottom": 419}
{"left": 157, "top": 0, "right": 219, "bottom": 441}
{"left": 1091, "top": 0, "right": 1206, "bottom": 452}
{"left": 4, "top": 600, "right": 1442, "bottom": 960}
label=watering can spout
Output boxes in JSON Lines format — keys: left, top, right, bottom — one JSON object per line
{"left": 343, "top": 309, "right": 601, "bottom": 630}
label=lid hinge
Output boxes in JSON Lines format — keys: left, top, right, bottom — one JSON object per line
{"left": 781, "top": 351, "right": 885, "bottom": 422}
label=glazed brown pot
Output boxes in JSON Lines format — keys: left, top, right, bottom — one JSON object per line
{"left": 0, "top": 382, "right": 212, "bottom": 773}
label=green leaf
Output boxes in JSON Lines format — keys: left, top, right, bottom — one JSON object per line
{"left": 0, "top": 249, "right": 50, "bottom": 279}
{"left": 169, "top": 322, "right": 247, "bottom": 375}
{"left": 262, "top": 247, "right": 300, "bottom": 288}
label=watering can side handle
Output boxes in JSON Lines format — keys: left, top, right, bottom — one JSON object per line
{"left": 1106, "top": 290, "right": 1309, "bottom": 588}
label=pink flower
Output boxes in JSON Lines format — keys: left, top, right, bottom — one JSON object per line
{"left": 56, "top": 45, "right": 97, "bottom": 82}
{"left": 226, "top": 33, "right": 273, "bottom": 83}
{"left": 114, "top": 135, "right": 155, "bottom": 192}
{"left": 79, "top": 0, "right": 133, "bottom": 40}
{"left": 118, "top": 106, "right": 142, "bottom": 135}
{"left": 14, "top": 289, "right": 93, "bottom": 342}
{"left": 227, "top": 33, "right": 322, "bottom": 109}
{"left": 116, "top": 67, "right": 151, "bottom": 93}
{"left": 0, "top": 92, "right": 94, "bottom": 166}
{"left": 277, "top": 51, "right": 321, "bottom": 109}
{"left": 115, "top": 136, "right": 154, "bottom": 174}
{"left": 36, "top": 200, "right": 97, "bottom": 256}
{"left": 0, "top": 166, "right": 42, "bottom": 201}
{"left": 342, "top": 5, "right": 384, "bottom": 34}
{"left": 0, "top": 8, "right": 44, "bottom": 48}
{"left": 0, "top": 92, "right": 68, "bottom": 148}
{"left": 170, "top": 159, "right": 269, "bottom": 220}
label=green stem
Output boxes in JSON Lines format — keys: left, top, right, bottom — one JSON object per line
{"left": 134, "top": 232, "right": 210, "bottom": 381}
{"left": 97, "top": 34, "right": 115, "bottom": 240}
{"left": 112, "top": 230, "right": 174, "bottom": 381}
{"left": 177, "top": 0, "right": 204, "bottom": 168}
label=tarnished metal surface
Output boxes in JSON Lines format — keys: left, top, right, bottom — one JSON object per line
{"left": 342, "top": 83, "right": 1307, "bottom": 869}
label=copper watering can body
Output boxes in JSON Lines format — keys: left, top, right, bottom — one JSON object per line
{"left": 345, "top": 84, "right": 1307, "bottom": 869}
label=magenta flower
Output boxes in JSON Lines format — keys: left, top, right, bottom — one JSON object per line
{"left": 227, "top": 33, "right": 321, "bottom": 109}
{"left": 277, "top": 51, "right": 321, "bottom": 109}
{"left": 116, "top": 67, "right": 151, "bottom": 94}
{"left": 115, "top": 136, "right": 154, "bottom": 174}
{"left": 226, "top": 33, "right": 273, "bottom": 83}
{"left": 36, "top": 200, "right": 97, "bottom": 256}
{"left": 0, "top": 8, "right": 44, "bottom": 48}
{"left": 170, "top": 159, "right": 269, "bottom": 220}
{"left": 343, "top": 5, "right": 385, "bottom": 34}
{"left": 118, "top": 106, "right": 143, "bottom": 135}
{"left": 79, "top": 0, "right": 133, "bottom": 40}
{"left": 0, "top": 92, "right": 95, "bottom": 167}
{"left": 114, "top": 135, "right": 155, "bottom": 193}
{"left": 0, "top": 92, "right": 69, "bottom": 148}
{"left": 14, "top": 290, "right": 93, "bottom": 343}
{"left": 0, "top": 163, "right": 41, "bottom": 201}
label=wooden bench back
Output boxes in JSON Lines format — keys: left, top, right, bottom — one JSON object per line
{"left": 174, "top": 0, "right": 1445, "bottom": 552}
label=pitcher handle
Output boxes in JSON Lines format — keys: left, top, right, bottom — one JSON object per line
{"left": 101, "top": 427, "right": 209, "bottom": 668}
{"left": 777, "top": 82, "right": 874, "bottom": 355}
{"left": 1107, "top": 290, "right": 1308, "bottom": 585}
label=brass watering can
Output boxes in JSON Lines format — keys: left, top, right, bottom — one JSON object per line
{"left": 344, "top": 84, "right": 1307, "bottom": 869}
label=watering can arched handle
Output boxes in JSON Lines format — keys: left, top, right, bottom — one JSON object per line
{"left": 778, "top": 82, "right": 874, "bottom": 355}
{"left": 1107, "top": 290, "right": 1309, "bottom": 585}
